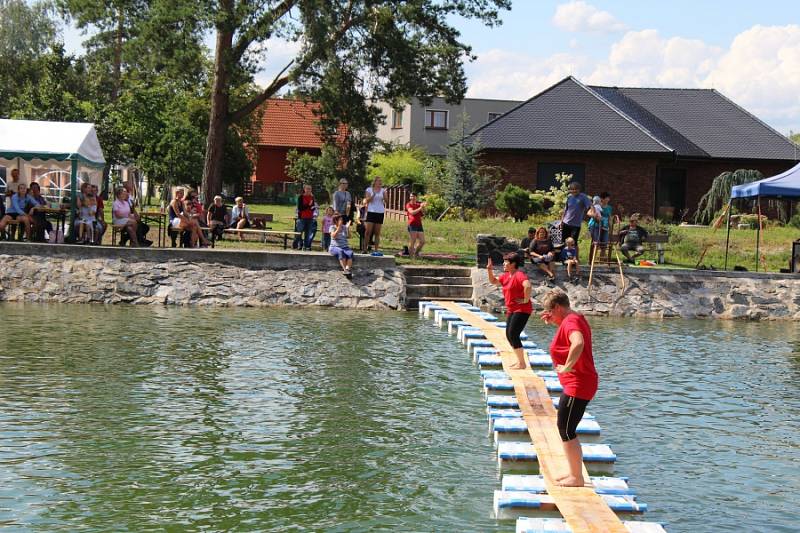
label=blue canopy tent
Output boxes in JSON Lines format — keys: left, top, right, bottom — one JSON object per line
{"left": 726, "top": 162, "right": 800, "bottom": 271}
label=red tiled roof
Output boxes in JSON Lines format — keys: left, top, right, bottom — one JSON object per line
{"left": 253, "top": 99, "right": 335, "bottom": 148}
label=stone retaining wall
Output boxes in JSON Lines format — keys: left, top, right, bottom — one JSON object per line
{"left": 0, "top": 243, "right": 404, "bottom": 309}
{"left": 472, "top": 266, "right": 800, "bottom": 320}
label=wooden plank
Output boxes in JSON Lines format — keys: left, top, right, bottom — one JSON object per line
{"left": 434, "top": 301, "right": 627, "bottom": 533}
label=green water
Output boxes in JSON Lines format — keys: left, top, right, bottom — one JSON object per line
{"left": 1, "top": 303, "right": 799, "bottom": 532}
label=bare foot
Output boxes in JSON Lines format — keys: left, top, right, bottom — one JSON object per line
{"left": 557, "top": 476, "right": 585, "bottom": 487}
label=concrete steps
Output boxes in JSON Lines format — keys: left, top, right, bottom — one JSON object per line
{"left": 403, "top": 265, "right": 473, "bottom": 310}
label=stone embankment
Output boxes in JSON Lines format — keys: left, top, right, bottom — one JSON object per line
{"left": 0, "top": 243, "right": 404, "bottom": 310}
{"left": 473, "top": 235, "right": 800, "bottom": 320}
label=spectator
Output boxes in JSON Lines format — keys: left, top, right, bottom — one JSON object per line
{"left": 540, "top": 289, "right": 598, "bottom": 487}
{"left": 169, "top": 188, "right": 208, "bottom": 247}
{"left": 405, "top": 192, "right": 426, "bottom": 258}
{"left": 486, "top": 252, "right": 532, "bottom": 370}
{"left": 91, "top": 184, "right": 107, "bottom": 244}
{"left": 27, "top": 182, "right": 51, "bottom": 242}
{"left": 112, "top": 187, "right": 140, "bottom": 247}
{"left": 329, "top": 213, "right": 354, "bottom": 278}
{"left": 4, "top": 168, "right": 20, "bottom": 210}
{"left": 78, "top": 193, "right": 98, "bottom": 244}
{"left": 207, "top": 195, "right": 229, "bottom": 241}
{"left": 560, "top": 237, "right": 580, "bottom": 282}
{"left": 321, "top": 206, "right": 334, "bottom": 251}
{"left": 122, "top": 182, "right": 151, "bottom": 246}
{"left": 618, "top": 214, "right": 649, "bottom": 263}
{"left": 0, "top": 183, "right": 33, "bottom": 240}
{"left": 520, "top": 227, "right": 536, "bottom": 260}
{"left": 529, "top": 226, "right": 556, "bottom": 283}
{"left": 295, "top": 184, "right": 316, "bottom": 250}
{"left": 560, "top": 181, "right": 594, "bottom": 259}
{"left": 363, "top": 177, "right": 385, "bottom": 253}
{"left": 230, "top": 196, "right": 251, "bottom": 241}
{"left": 333, "top": 178, "right": 352, "bottom": 221}
{"left": 588, "top": 191, "right": 617, "bottom": 261}
{"left": 589, "top": 195, "right": 603, "bottom": 242}
{"left": 185, "top": 190, "right": 207, "bottom": 227}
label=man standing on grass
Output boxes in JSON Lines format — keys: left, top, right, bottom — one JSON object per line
{"left": 560, "top": 181, "right": 594, "bottom": 260}
{"left": 333, "top": 179, "right": 352, "bottom": 222}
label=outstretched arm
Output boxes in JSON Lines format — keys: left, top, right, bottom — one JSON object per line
{"left": 487, "top": 258, "right": 501, "bottom": 286}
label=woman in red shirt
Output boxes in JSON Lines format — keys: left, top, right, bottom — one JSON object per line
{"left": 487, "top": 253, "right": 532, "bottom": 369}
{"left": 405, "top": 193, "right": 426, "bottom": 257}
{"left": 541, "top": 289, "right": 599, "bottom": 487}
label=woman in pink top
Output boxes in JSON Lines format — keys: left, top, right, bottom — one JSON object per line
{"left": 112, "top": 187, "right": 139, "bottom": 246}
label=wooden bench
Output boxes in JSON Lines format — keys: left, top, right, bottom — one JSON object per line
{"left": 211, "top": 228, "right": 300, "bottom": 249}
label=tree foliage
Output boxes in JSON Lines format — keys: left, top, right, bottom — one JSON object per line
{"left": 694, "top": 169, "right": 763, "bottom": 225}
{"left": 495, "top": 184, "right": 542, "bottom": 222}
{"left": 443, "top": 138, "right": 498, "bottom": 220}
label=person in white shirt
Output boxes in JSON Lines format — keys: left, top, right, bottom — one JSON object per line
{"left": 362, "top": 177, "right": 385, "bottom": 253}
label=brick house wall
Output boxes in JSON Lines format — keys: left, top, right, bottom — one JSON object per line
{"left": 481, "top": 150, "right": 797, "bottom": 219}
{"left": 252, "top": 146, "right": 321, "bottom": 186}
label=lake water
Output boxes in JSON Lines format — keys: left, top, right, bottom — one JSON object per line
{"left": 1, "top": 303, "right": 798, "bottom": 532}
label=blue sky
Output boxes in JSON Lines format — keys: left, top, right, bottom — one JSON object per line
{"left": 61, "top": 1, "right": 799, "bottom": 133}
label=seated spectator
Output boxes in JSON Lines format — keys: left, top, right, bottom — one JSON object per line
{"left": 520, "top": 227, "right": 536, "bottom": 260}
{"left": 230, "top": 196, "right": 251, "bottom": 241}
{"left": 0, "top": 183, "right": 33, "bottom": 240}
{"left": 207, "top": 195, "right": 229, "bottom": 240}
{"left": 112, "top": 187, "right": 140, "bottom": 247}
{"left": 560, "top": 237, "right": 580, "bottom": 282}
{"left": 90, "top": 184, "right": 107, "bottom": 244}
{"left": 27, "top": 182, "right": 51, "bottom": 242}
{"left": 619, "top": 214, "right": 649, "bottom": 263}
{"left": 529, "top": 226, "right": 556, "bottom": 283}
{"left": 185, "top": 190, "right": 207, "bottom": 227}
{"left": 169, "top": 188, "right": 208, "bottom": 247}
{"left": 78, "top": 193, "right": 98, "bottom": 244}
{"left": 329, "top": 213, "right": 353, "bottom": 278}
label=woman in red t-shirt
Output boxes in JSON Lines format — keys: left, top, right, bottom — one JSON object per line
{"left": 541, "top": 289, "right": 599, "bottom": 488}
{"left": 487, "top": 252, "right": 532, "bottom": 369}
{"left": 405, "top": 193, "right": 427, "bottom": 257}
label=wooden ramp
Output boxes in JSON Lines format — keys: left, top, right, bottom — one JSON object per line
{"left": 432, "top": 300, "right": 628, "bottom": 533}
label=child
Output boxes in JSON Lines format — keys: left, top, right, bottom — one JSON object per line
{"left": 322, "top": 206, "right": 334, "bottom": 251}
{"left": 78, "top": 194, "right": 97, "bottom": 244}
{"left": 561, "top": 237, "right": 580, "bottom": 281}
{"left": 329, "top": 214, "right": 353, "bottom": 278}
{"left": 590, "top": 195, "right": 603, "bottom": 242}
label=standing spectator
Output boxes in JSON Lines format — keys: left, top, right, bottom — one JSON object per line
{"left": 91, "top": 184, "right": 107, "bottom": 244}
{"left": 486, "top": 253, "right": 532, "bottom": 370}
{"left": 363, "top": 177, "right": 385, "bottom": 253}
{"left": 295, "top": 184, "right": 316, "bottom": 250}
{"left": 540, "top": 290, "right": 598, "bottom": 488}
{"left": 588, "top": 191, "right": 617, "bottom": 261}
{"left": 405, "top": 192, "right": 427, "bottom": 258}
{"left": 112, "top": 187, "right": 140, "bottom": 247}
{"left": 529, "top": 227, "right": 556, "bottom": 283}
{"left": 207, "top": 195, "right": 229, "bottom": 240}
{"left": 618, "top": 214, "right": 649, "bottom": 263}
{"left": 560, "top": 181, "right": 594, "bottom": 259}
{"left": 333, "top": 179, "right": 352, "bottom": 221}
{"left": 27, "top": 182, "right": 51, "bottom": 242}
{"left": 329, "top": 213, "right": 354, "bottom": 278}
{"left": 321, "top": 206, "right": 334, "bottom": 251}
{"left": 4, "top": 168, "right": 20, "bottom": 212}
{"left": 230, "top": 196, "right": 251, "bottom": 241}
{"left": 0, "top": 183, "right": 33, "bottom": 240}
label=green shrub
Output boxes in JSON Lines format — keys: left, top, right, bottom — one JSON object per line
{"left": 789, "top": 213, "right": 800, "bottom": 228}
{"left": 368, "top": 147, "right": 429, "bottom": 191}
{"left": 495, "top": 184, "right": 542, "bottom": 221}
{"left": 421, "top": 193, "right": 449, "bottom": 220}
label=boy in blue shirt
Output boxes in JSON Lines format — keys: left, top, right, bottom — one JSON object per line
{"left": 560, "top": 237, "right": 580, "bottom": 282}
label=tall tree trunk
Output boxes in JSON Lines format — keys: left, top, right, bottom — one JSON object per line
{"left": 112, "top": 9, "right": 123, "bottom": 101}
{"left": 201, "top": 18, "right": 233, "bottom": 203}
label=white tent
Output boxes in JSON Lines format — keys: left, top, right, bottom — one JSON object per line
{"left": 0, "top": 119, "right": 106, "bottom": 240}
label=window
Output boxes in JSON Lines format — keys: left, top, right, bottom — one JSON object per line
{"left": 536, "top": 163, "right": 585, "bottom": 191}
{"left": 487, "top": 112, "right": 503, "bottom": 122}
{"left": 424, "top": 109, "right": 448, "bottom": 129}
{"left": 391, "top": 109, "right": 403, "bottom": 129}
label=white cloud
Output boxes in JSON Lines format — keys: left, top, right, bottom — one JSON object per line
{"left": 253, "top": 38, "right": 303, "bottom": 88}
{"left": 552, "top": 1, "right": 627, "bottom": 33}
{"left": 466, "top": 25, "right": 800, "bottom": 132}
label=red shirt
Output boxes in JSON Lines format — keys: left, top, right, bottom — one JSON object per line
{"left": 406, "top": 201, "right": 423, "bottom": 226}
{"left": 298, "top": 194, "right": 315, "bottom": 219}
{"left": 549, "top": 313, "right": 598, "bottom": 400}
{"left": 498, "top": 270, "right": 532, "bottom": 315}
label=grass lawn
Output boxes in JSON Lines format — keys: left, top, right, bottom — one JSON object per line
{"left": 142, "top": 202, "right": 798, "bottom": 272}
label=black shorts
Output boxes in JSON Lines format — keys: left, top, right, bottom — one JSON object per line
{"left": 6, "top": 213, "right": 24, "bottom": 220}
{"left": 562, "top": 223, "right": 581, "bottom": 242}
{"left": 408, "top": 224, "right": 423, "bottom": 233}
{"left": 557, "top": 393, "right": 590, "bottom": 442}
{"left": 366, "top": 212, "right": 384, "bottom": 224}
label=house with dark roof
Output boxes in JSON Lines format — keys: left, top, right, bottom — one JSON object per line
{"left": 249, "top": 99, "right": 345, "bottom": 193}
{"left": 465, "top": 76, "right": 799, "bottom": 220}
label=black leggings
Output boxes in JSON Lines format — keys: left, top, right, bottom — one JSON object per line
{"left": 557, "top": 393, "right": 590, "bottom": 442}
{"left": 505, "top": 312, "right": 530, "bottom": 349}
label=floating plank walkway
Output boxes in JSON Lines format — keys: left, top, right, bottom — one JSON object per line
{"left": 420, "top": 301, "right": 665, "bottom": 533}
